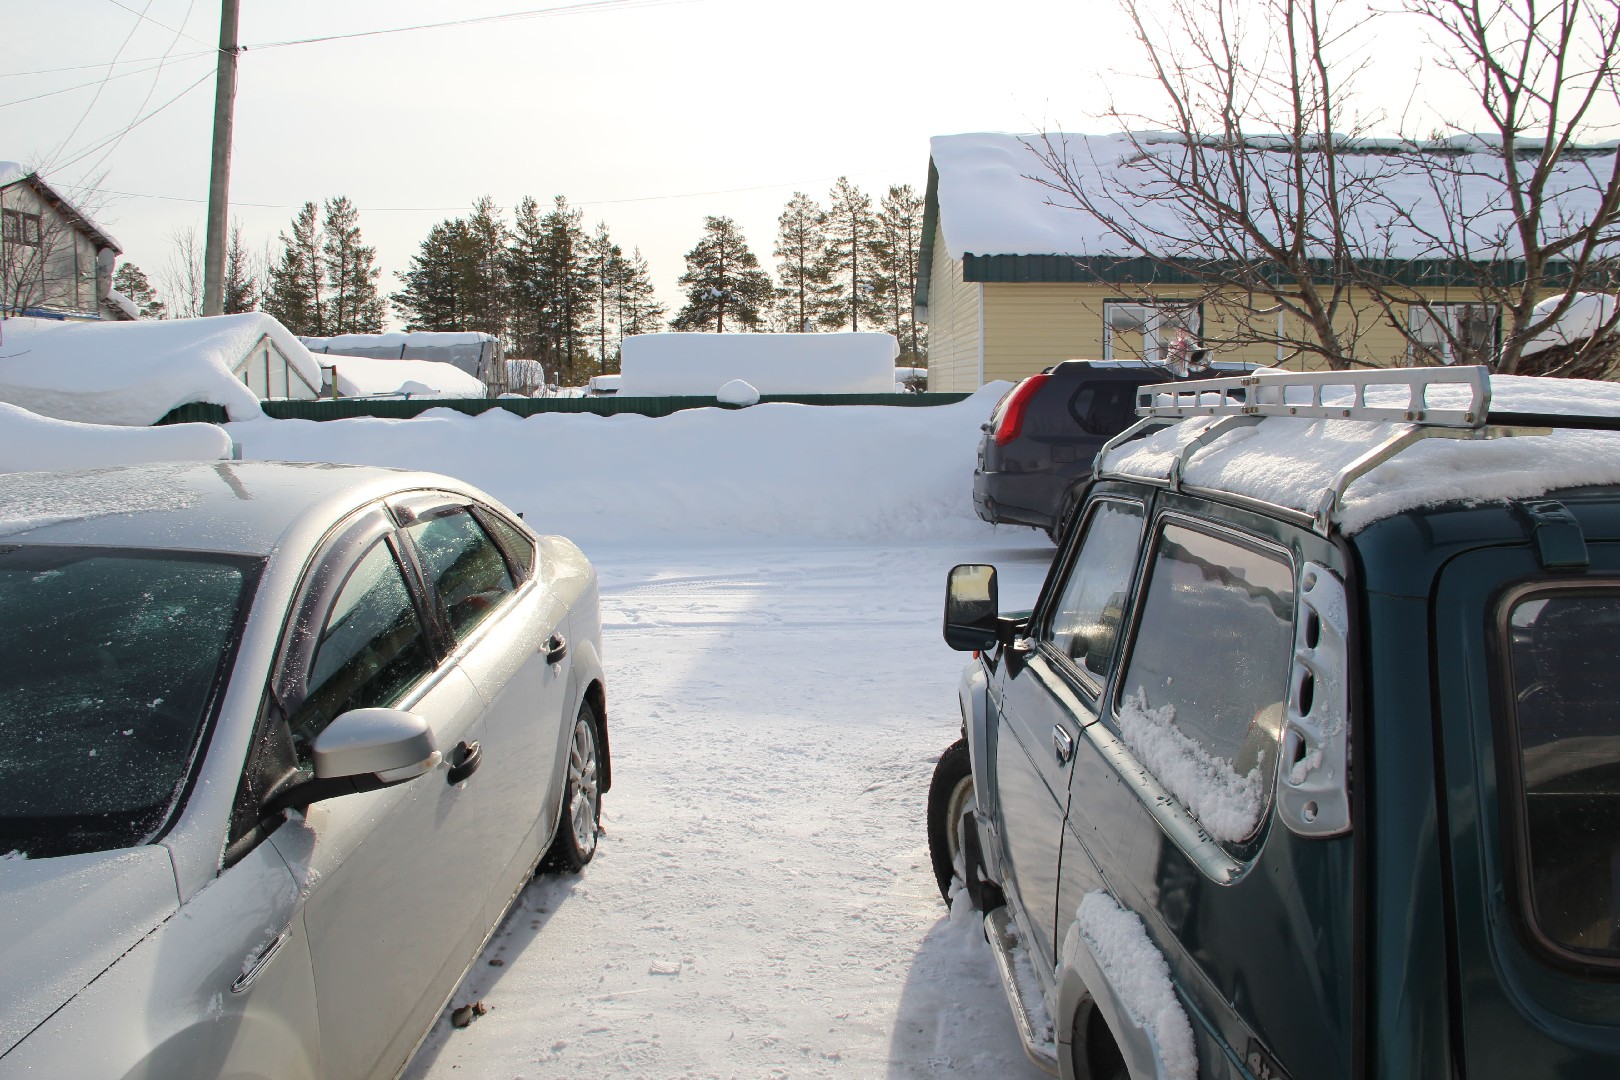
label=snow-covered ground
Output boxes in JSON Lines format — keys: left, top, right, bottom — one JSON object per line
{"left": 218, "top": 389, "right": 1056, "bottom": 1076}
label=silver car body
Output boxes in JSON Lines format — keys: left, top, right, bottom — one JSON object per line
{"left": 0, "top": 462, "right": 606, "bottom": 1079}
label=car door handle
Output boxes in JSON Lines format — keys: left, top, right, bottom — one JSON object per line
{"left": 1053, "top": 725, "right": 1075, "bottom": 764}
{"left": 232, "top": 925, "right": 291, "bottom": 994}
{"left": 447, "top": 740, "right": 483, "bottom": 785}
{"left": 545, "top": 633, "right": 568, "bottom": 664}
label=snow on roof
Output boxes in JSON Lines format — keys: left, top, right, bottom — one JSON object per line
{"left": 1103, "top": 373, "right": 1620, "bottom": 533}
{"left": 0, "top": 161, "right": 121, "bottom": 252}
{"left": 1522, "top": 293, "right": 1618, "bottom": 357}
{"left": 301, "top": 331, "right": 498, "bottom": 352}
{"left": 0, "top": 401, "right": 231, "bottom": 474}
{"left": 930, "top": 132, "right": 1619, "bottom": 262}
{"left": 322, "top": 353, "right": 485, "bottom": 398}
{"left": 0, "top": 313, "right": 322, "bottom": 425}
{"left": 105, "top": 288, "right": 140, "bottom": 321}
{"left": 619, "top": 332, "right": 900, "bottom": 396}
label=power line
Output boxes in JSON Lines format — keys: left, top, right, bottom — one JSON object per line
{"left": 76, "top": 0, "right": 203, "bottom": 185}
{"left": 246, "top": 0, "right": 697, "bottom": 50}
{"left": 0, "top": 54, "right": 212, "bottom": 110}
{"left": 52, "top": 69, "right": 214, "bottom": 175}
{"left": 0, "top": 50, "right": 215, "bottom": 80}
{"left": 104, "top": 0, "right": 221, "bottom": 50}
{"left": 42, "top": 0, "right": 157, "bottom": 173}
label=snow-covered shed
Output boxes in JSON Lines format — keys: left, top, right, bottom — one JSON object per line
{"left": 618, "top": 332, "right": 900, "bottom": 396}
{"left": 0, "top": 313, "right": 322, "bottom": 425}
{"left": 320, "top": 353, "right": 486, "bottom": 399}
{"left": 301, "top": 331, "right": 506, "bottom": 395}
{"left": 1, "top": 161, "right": 129, "bottom": 322}
{"left": 918, "top": 132, "right": 1620, "bottom": 389}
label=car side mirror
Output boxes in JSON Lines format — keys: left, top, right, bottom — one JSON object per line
{"left": 265, "top": 709, "right": 442, "bottom": 816}
{"left": 944, "top": 564, "right": 1000, "bottom": 651}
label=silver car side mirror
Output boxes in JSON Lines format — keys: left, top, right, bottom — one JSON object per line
{"left": 313, "top": 708, "right": 442, "bottom": 783}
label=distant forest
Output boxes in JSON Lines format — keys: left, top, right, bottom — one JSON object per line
{"left": 118, "top": 179, "right": 926, "bottom": 387}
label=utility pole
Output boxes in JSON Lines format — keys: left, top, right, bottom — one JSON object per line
{"left": 202, "top": 0, "right": 240, "bottom": 317}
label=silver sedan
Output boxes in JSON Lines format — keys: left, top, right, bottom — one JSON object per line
{"left": 0, "top": 461, "right": 608, "bottom": 1079}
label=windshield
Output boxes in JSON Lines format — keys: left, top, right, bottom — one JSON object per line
{"left": 0, "top": 546, "right": 258, "bottom": 859}
{"left": 1505, "top": 589, "right": 1620, "bottom": 962}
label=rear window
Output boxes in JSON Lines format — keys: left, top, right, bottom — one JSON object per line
{"left": 1504, "top": 589, "right": 1620, "bottom": 961}
{"left": 0, "top": 546, "right": 257, "bottom": 858}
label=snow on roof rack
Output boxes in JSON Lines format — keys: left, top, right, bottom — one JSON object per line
{"left": 1095, "top": 365, "right": 1551, "bottom": 535}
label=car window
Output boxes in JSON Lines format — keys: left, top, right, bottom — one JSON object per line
{"left": 1069, "top": 382, "right": 1139, "bottom": 436}
{"left": 479, "top": 508, "right": 536, "bottom": 581}
{"left": 1114, "top": 521, "right": 1294, "bottom": 843}
{"left": 0, "top": 547, "right": 256, "bottom": 858}
{"left": 289, "top": 538, "right": 435, "bottom": 759}
{"left": 1046, "top": 500, "right": 1145, "bottom": 682}
{"left": 1505, "top": 590, "right": 1620, "bottom": 960}
{"left": 407, "top": 508, "right": 516, "bottom": 641}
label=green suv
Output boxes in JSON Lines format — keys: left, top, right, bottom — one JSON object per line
{"left": 930, "top": 366, "right": 1620, "bottom": 1079}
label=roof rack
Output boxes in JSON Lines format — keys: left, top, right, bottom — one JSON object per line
{"left": 1094, "top": 365, "right": 1550, "bottom": 535}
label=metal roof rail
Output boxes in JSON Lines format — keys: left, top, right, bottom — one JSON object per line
{"left": 1133, "top": 364, "right": 1492, "bottom": 428}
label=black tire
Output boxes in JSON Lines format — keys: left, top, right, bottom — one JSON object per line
{"left": 1071, "top": 999, "right": 1130, "bottom": 1080}
{"left": 926, "top": 739, "right": 977, "bottom": 904}
{"left": 1046, "top": 490, "right": 1081, "bottom": 545}
{"left": 541, "top": 701, "right": 602, "bottom": 873}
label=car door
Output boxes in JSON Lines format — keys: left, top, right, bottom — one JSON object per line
{"left": 265, "top": 508, "right": 493, "bottom": 1080}
{"left": 394, "top": 497, "right": 570, "bottom": 921}
{"left": 992, "top": 493, "right": 1146, "bottom": 972}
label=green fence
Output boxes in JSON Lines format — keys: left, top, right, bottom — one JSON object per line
{"left": 156, "top": 392, "right": 973, "bottom": 426}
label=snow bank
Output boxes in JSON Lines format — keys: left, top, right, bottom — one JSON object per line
{"left": 0, "top": 402, "right": 231, "bottom": 473}
{"left": 931, "top": 131, "right": 1618, "bottom": 262}
{"left": 619, "top": 332, "right": 900, "bottom": 396}
{"left": 227, "top": 386, "right": 1009, "bottom": 548}
{"left": 322, "top": 354, "right": 485, "bottom": 398}
{"left": 1108, "top": 373, "right": 1620, "bottom": 533}
{"left": 1523, "top": 293, "right": 1618, "bottom": 356}
{"left": 0, "top": 314, "right": 321, "bottom": 424}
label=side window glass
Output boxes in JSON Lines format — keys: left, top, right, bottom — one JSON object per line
{"left": 290, "top": 539, "right": 434, "bottom": 759}
{"left": 1505, "top": 591, "right": 1620, "bottom": 959}
{"left": 480, "top": 509, "right": 537, "bottom": 581}
{"left": 1047, "top": 500, "right": 1145, "bottom": 680}
{"left": 408, "top": 508, "right": 516, "bottom": 641}
{"left": 1115, "top": 523, "right": 1294, "bottom": 843}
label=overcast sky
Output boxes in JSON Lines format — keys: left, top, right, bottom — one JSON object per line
{"left": 1, "top": 0, "right": 1529, "bottom": 322}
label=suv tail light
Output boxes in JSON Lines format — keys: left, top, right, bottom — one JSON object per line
{"left": 992, "top": 374, "right": 1049, "bottom": 446}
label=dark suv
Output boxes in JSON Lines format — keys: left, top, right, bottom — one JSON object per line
{"left": 931, "top": 366, "right": 1620, "bottom": 1079}
{"left": 975, "top": 360, "right": 1256, "bottom": 539}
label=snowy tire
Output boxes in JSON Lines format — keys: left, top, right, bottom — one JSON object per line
{"left": 926, "top": 739, "right": 976, "bottom": 904}
{"left": 543, "top": 701, "right": 602, "bottom": 873}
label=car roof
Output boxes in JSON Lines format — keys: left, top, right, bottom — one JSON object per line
{"left": 1100, "top": 370, "right": 1620, "bottom": 535}
{"left": 0, "top": 461, "right": 470, "bottom": 555}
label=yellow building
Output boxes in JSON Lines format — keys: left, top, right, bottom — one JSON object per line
{"left": 916, "top": 133, "right": 1583, "bottom": 390}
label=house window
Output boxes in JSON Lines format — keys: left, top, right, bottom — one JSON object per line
{"left": 1102, "top": 300, "right": 1202, "bottom": 365}
{"left": 1408, "top": 303, "right": 1498, "bottom": 365}
{"left": 2, "top": 210, "right": 42, "bottom": 247}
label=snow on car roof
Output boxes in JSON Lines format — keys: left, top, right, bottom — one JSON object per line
{"left": 1103, "top": 373, "right": 1620, "bottom": 534}
{"left": 0, "top": 460, "right": 429, "bottom": 554}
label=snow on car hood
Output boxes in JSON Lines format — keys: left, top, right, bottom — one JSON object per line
{"left": 0, "top": 846, "right": 178, "bottom": 1055}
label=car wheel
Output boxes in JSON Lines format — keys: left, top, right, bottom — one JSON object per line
{"left": 926, "top": 739, "right": 976, "bottom": 904}
{"left": 542, "top": 702, "right": 602, "bottom": 872}
{"left": 1071, "top": 998, "right": 1130, "bottom": 1080}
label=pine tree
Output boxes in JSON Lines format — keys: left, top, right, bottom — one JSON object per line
{"left": 537, "top": 196, "right": 589, "bottom": 383}
{"left": 505, "top": 197, "right": 550, "bottom": 375}
{"left": 877, "top": 183, "right": 927, "bottom": 363}
{"left": 262, "top": 202, "right": 324, "bottom": 335}
{"left": 613, "top": 246, "right": 664, "bottom": 347}
{"left": 392, "top": 218, "right": 474, "bottom": 331}
{"left": 583, "top": 222, "right": 625, "bottom": 375}
{"left": 773, "top": 192, "right": 830, "bottom": 333}
{"left": 111, "top": 262, "right": 165, "bottom": 319}
{"left": 463, "top": 196, "right": 508, "bottom": 342}
{"left": 321, "top": 196, "right": 384, "bottom": 334}
{"left": 223, "top": 222, "right": 257, "bottom": 315}
{"left": 672, "top": 216, "right": 774, "bottom": 333}
{"left": 814, "top": 177, "right": 885, "bottom": 332}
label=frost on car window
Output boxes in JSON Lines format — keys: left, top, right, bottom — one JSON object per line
{"left": 407, "top": 509, "right": 515, "bottom": 642}
{"left": 1116, "top": 523, "right": 1294, "bottom": 843}
{"left": 0, "top": 547, "right": 254, "bottom": 858}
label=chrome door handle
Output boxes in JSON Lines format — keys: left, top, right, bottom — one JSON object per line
{"left": 1053, "top": 725, "right": 1074, "bottom": 764}
{"left": 232, "top": 926, "right": 290, "bottom": 994}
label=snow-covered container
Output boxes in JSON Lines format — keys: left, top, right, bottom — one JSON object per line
{"left": 301, "top": 331, "right": 505, "bottom": 395}
{"left": 320, "top": 354, "right": 485, "bottom": 399}
{"left": 617, "top": 332, "right": 900, "bottom": 396}
{"left": 0, "top": 313, "right": 322, "bottom": 425}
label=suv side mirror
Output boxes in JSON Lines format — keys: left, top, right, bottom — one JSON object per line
{"left": 944, "top": 564, "right": 1000, "bottom": 651}
{"left": 266, "top": 709, "right": 442, "bottom": 815}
